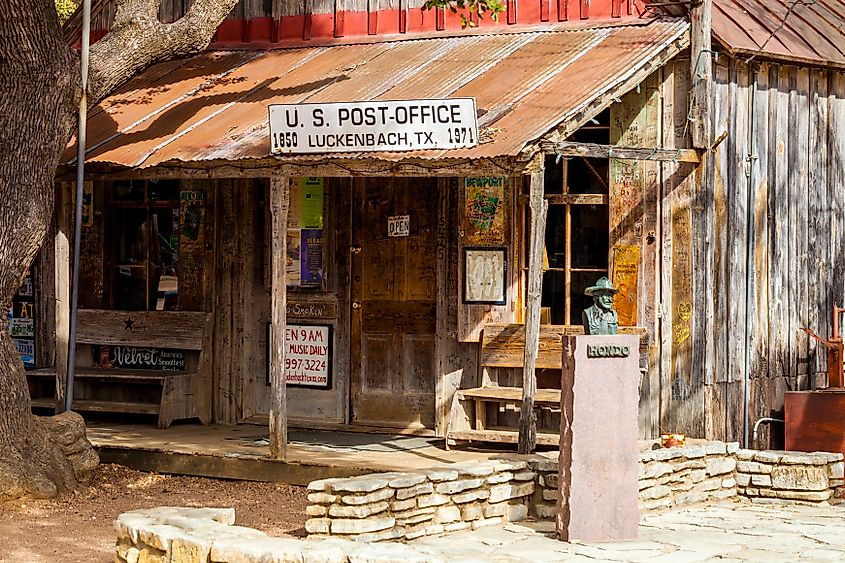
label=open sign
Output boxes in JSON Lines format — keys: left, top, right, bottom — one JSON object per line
{"left": 388, "top": 215, "right": 410, "bottom": 237}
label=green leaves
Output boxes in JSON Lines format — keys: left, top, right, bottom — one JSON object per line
{"left": 55, "top": 0, "right": 76, "bottom": 25}
{"left": 422, "top": 0, "right": 506, "bottom": 28}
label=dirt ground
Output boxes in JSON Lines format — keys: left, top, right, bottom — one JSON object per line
{"left": 0, "top": 464, "right": 309, "bottom": 563}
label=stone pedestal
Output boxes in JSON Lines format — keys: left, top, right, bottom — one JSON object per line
{"left": 556, "top": 334, "right": 640, "bottom": 542}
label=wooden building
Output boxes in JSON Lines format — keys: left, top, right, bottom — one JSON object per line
{"left": 19, "top": 0, "right": 845, "bottom": 449}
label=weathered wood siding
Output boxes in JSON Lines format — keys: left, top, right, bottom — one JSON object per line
{"left": 696, "top": 58, "right": 845, "bottom": 446}
{"left": 213, "top": 179, "right": 267, "bottom": 423}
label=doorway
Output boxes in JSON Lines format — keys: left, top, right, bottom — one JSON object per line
{"left": 350, "top": 178, "right": 439, "bottom": 429}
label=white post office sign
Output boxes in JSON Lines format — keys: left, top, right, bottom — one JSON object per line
{"left": 269, "top": 98, "right": 478, "bottom": 154}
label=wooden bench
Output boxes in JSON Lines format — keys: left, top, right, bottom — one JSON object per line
{"left": 446, "top": 323, "right": 646, "bottom": 447}
{"left": 27, "top": 309, "right": 212, "bottom": 429}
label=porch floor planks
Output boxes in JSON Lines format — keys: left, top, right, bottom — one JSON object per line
{"left": 85, "top": 421, "right": 508, "bottom": 485}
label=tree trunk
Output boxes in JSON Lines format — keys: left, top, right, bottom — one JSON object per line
{"left": 0, "top": 0, "right": 239, "bottom": 500}
{"left": 0, "top": 0, "right": 99, "bottom": 500}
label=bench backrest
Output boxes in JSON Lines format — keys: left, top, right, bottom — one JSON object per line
{"left": 480, "top": 323, "right": 646, "bottom": 370}
{"left": 76, "top": 309, "right": 211, "bottom": 351}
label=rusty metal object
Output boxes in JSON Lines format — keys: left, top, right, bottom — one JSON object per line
{"left": 785, "top": 389, "right": 845, "bottom": 456}
{"left": 712, "top": 0, "right": 845, "bottom": 69}
{"left": 801, "top": 304, "right": 845, "bottom": 389}
{"left": 62, "top": 20, "right": 690, "bottom": 169}
{"left": 660, "top": 433, "right": 685, "bottom": 448}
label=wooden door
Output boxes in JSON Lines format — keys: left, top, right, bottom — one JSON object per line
{"left": 351, "top": 177, "right": 438, "bottom": 429}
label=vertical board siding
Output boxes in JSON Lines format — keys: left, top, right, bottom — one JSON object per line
{"left": 750, "top": 64, "right": 772, "bottom": 446}
{"left": 832, "top": 74, "right": 845, "bottom": 364}
{"left": 213, "top": 179, "right": 267, "bottom": 424}
{"left": 727, "top": 61, "right": 749, "bottom": 440}
{"left": 808, "top": 69, "right": 828, "bottom": 390}
{"left": 703, "top": 59, "right": 845, "bottom": 445}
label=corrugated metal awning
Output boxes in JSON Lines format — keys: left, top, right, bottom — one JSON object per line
{"left": 713, "top": 0, "right": 845, "bottom": 69}
{"left": 67, "top": 18, "right": 689, "bottom": 172}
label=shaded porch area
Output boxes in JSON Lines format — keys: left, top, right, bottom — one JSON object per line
{"left": 86, "top": 420, "right": 520, "bottom": 485}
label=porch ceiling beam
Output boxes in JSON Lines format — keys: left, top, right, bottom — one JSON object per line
{"left": 59, "top": 156, "right": 532, "bottom": 181}
{"left": 540, "top": 141, "right": 700, "bottom": 163}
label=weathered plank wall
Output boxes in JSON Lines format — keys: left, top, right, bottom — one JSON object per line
{"left": 609, "top": 69, "right": 663, "bottom": 439}
{"left": 213, "top": 179, "right": 266, "bottom": 423}
{"left": 700, "top": 59, "right": 845, "bottom": 447}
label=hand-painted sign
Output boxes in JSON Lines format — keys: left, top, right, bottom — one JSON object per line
{"left": 388, "top": 215, "right": 410, "bottom": 237}
{"left": 464, "top": 177, "right": 506, "bottom": 244}
{"left": 284, "top": 325, "right": 332, "bottom": 388}
{"left": 269, "top": 99, "right": 478, "bottom": 154}
{"left": 267, "top": 324, "right": 333, "bottom": 388}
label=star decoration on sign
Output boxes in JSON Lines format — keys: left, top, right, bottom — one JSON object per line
{"left": 124, "top": 316, "right": 134, "bottom": 330}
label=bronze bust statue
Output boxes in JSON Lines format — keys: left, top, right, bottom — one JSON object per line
{"left": 582, "top": 276, "right": 619, "bottom": 335}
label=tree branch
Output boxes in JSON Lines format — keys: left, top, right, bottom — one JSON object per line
{"left": 88, "top": 0, "right": 240, "bottom": 104}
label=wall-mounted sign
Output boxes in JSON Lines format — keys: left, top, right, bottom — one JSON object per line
{"left": 464, "top": 177, "right": 506, "bottom": 244}
{"left": 92, "top": 345, "right": 186, "bottom": 371}
{"left": 179, "top": 190, "right": 206, "bottom": 252}
{"left": 8, "top": 267, "right": 35, "bottom": 368}
{"left": 388, "top": 215, "right": 410, "bottom": 237}
{"left": 269, "top": 98, "right": 478, "bottom": 154}
{"left": 286, "top": 298, "right": 338, "bottom": 320}
{"left": 267, "top": 324, "right": 333, "bottom": 388}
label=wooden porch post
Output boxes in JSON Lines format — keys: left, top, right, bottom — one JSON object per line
{"left": 690, "top": 0, "right": 713, "bottom": 148}
{"left": 269, "top": 174, "right": 290, "bottom": 460}
{"left": 519, "top": 166, "right": 548, "bottom": 454}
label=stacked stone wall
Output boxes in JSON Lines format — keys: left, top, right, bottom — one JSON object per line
{"left": 528, "top": 454, "right": 559, "bottom": 519}
{"left": 115, "top": 445, "right": 845, "bottom": 559}
{"left": 637, "top": 441, "right": 739, "bottom": 510}
{"left": 735, "top": 450, "right": 845, "bottom": 503}
{"left": 305, "top": 460, "right": 534, "bottom": 542}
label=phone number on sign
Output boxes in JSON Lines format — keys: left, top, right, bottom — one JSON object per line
{"left": 285, "top": 358, "right": 326, "bottom": 372}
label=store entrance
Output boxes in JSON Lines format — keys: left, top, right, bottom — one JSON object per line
{"left": 350, "top": 178, "right": 438, "bottom": 430}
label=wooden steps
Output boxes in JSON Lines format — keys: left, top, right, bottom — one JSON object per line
{"left": 447, "top": 385, "right": 561, "bottom": 448}
{"left": 447, "top": 429, "right": 560, "bottom": 446}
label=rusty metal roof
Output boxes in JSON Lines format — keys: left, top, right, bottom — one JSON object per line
{"left": 67, "top": 19, "right": 689, "bottom": 170}
{"left": 713, "top": 0, "right": 845, "bottom": 68}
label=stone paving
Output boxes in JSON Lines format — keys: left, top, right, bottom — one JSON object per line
{"left": 410, "top": 499, "right": 845, "bottom": 562}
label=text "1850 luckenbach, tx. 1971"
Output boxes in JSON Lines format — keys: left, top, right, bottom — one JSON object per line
{"left": 268, "top": 98, "right": 479, "bottom": 155}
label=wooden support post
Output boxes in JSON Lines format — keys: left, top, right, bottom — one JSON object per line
{"left": 690, "top": 0, "right": 713, "bottom": 148}
{"left": 269, "top": 175, "right": 290, "bottom": 460}
{"left": 519, "top": 167, "right": 548, "bottom": 454}
{"left": 53, "top": 183, "right": 72, "bottom": 408}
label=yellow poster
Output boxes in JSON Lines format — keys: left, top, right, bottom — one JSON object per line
{"left": 612, "top": 245, "right": 640, "bottom": 326}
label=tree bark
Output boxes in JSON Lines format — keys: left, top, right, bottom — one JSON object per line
{"left": 0, "top": 0, "right": 239, "bottom": 500}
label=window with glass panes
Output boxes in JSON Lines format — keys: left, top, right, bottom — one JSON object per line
{"left": 535, "top": 111, "right": 610, "bottom": 325}
{"left": 107, "top": 179, "right": 181, "bottom": 311}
